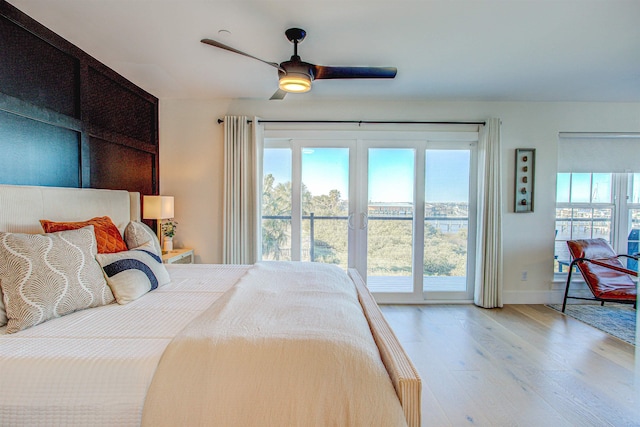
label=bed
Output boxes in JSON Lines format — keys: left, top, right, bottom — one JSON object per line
{"left": 0, "top": 184, "right": 421, "bottom": 426}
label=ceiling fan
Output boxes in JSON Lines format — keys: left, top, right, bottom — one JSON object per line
{"left": 201, "top": 28, "right": 397, "bottom": 100}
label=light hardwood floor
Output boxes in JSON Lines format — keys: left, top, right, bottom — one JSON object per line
{"left": 380, "top": 304, "right": 640, "bottom": 427}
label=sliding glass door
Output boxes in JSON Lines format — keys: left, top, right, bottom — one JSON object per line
{"left": 356, "top": 141, "right": 476, "bottom": 302}
{"left": 262, "top": 131, "right": 477, "bottom": 303}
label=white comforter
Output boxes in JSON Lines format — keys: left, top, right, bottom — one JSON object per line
{"left": 0, "top": 263, "right": 406, "bottom": 426}
{"left": 0, "top": 264, "right": 250, "bottom": 426}
{"left": 141, "top": 262, "right": 407, "bottom": 427}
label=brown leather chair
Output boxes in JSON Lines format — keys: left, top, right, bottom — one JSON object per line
{"left": 563, "top": 238, "right": 638, "bottom": 312}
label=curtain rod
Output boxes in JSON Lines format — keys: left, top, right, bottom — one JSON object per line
{"left": 217, "top": 119, "right": 486, "bottom": 125}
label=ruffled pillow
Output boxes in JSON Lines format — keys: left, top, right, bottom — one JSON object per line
{"left": 40, "top": 216, "right": 128, "bottom": 254}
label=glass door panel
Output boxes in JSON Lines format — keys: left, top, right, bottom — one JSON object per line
{"left": 262, "top": 148, "right": 292, "bottom": 260}
{"left": 366, "top": 148, "right": 415, "bottom": 293}
{"left": 424, "top": 150, "right": 470, "bottom": 293}
{"left": 301, "top": 147, "right": 350, "bottom": 269}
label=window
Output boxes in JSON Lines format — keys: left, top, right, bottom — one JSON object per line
{"left": 554, "top": 172, "right": 640, "bottom": 273}
{"left": 556, "top": 133, "right": 640, "bottom": 274}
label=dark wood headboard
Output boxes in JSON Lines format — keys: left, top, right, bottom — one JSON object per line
{"left": 0, "top": 0, "right": 159, "bottom": 196}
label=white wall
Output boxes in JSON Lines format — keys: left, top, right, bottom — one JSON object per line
{"left": 159, "top": 98, "right": 640, "bottom": 304}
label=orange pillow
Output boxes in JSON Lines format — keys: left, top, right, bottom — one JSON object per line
{"left": 40, "top": 216, "right": 128, "bottom": 254}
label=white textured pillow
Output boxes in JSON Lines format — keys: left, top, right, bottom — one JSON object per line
{"left": 96, "top": 240, "right": 170, "bottom": 305}
{"left": 124, "top": 221, "right": 162, "bottom": 256}
{"left": 0, "top": 226, "right": 115, "bottom": 334}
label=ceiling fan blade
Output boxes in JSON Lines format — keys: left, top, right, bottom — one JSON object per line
{"left": 313, "top": 65, "right": 397, "bottom": 80}
{"left": 201, "top": 38, "right": 284, "bottom": 72}
{"left": 269, "top": 89, "right": 287, "bottom": 100}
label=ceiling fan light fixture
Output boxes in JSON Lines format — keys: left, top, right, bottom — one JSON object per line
{"left": 278, "top": 73, "right": 312, "bottom": 93}
{"left": 201, "top": 28, "right": 397, "bottom": 100}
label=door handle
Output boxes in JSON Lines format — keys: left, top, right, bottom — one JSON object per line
{"left": 360, "top": 213, "right": 369, "bottom": 230}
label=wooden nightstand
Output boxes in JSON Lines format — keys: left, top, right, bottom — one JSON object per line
{"left": 162, "top": 248, "right": 194, "bottom": 264}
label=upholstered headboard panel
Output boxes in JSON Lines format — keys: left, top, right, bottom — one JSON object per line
{"left": 0, "top": 185, "right": 140, "bottom": 235}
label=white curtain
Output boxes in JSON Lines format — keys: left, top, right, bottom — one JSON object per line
{"left": 222, "top": 116, "right": 263, "bottom": 264}
{"left": 474, "top": 118, "right": 503, "bottom": 308}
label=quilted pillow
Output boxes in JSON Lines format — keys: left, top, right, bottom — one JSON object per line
{"left": 0, "top": 226, "right": 115, "bottom": 334}
{"left": 96, "top": 240, "right": 170, "bottom": 305}
{"left": 124, "top": 221, "right": 162, "bottom": 257}
{"left": 40, "top": 216, "right": 128, "bottom": 254}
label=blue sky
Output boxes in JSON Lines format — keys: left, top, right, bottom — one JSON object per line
{"left": 264, "top": 147, "right": 470, "bottom": 203}
{"left": 302, "top": 148, "right": 349, "bottom": 198}
{"left": 425, "top": 150, "right": 470, "bottom": 203}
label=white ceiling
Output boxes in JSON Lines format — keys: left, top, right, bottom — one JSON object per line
{"left": 7, "top": 0, "right": 640, "bottom": 102}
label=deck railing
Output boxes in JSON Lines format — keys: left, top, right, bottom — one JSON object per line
{"left": 262, "top": 213, "right": 469, "bottom": 261}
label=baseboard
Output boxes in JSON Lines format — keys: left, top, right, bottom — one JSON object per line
{"left": 374, "top": 289, "right": 596, "bottom": 305}
{"left": 503, "top": 289, "right": 565, "bottom": 305}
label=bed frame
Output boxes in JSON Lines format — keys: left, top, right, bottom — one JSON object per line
{"left": 0, "top": 184, "right": 421, "bottom": 426}
{"left": 349, "top": 269, "right": 422, "bottom": 426}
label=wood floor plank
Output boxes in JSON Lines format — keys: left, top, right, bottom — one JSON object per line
{"left": 450, "top": 370, "right": 572, "bottom": 427}
{"left": 455, "top": 309, "right": 614, "bottom": 426}
{"left": 385, "top": 306, "right": 569, "bottom": 426}
{"left": 515, "top": 304, "right": 636, "bottom": 368}
{"left": 382, "top": 307, "right": 491, "bottom": 426}
{"left": 463, "top": 306, "right": 639, "bottom": 425}
{"left": 380, "top": 304, "right": 639, "bottom": 427}
{"left": 495, "top": 306, "right": 638, "bottom": 399}
{"left": 402, "top": 339, "right": 494, "bottom": 426}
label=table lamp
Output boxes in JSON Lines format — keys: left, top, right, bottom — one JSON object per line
{"left": 142, "top": 195, "right": 174, "bottom": 250}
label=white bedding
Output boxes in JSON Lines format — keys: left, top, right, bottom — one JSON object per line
{"left": 142, "top": 261, "right": 407, "bottom": 427}
{"left": 0, "top": 264, "right": 250, "bottom": 426}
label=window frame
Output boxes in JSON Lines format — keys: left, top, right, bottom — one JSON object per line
{"left": 262, "top": 127, "right": 480, "bottom": 303}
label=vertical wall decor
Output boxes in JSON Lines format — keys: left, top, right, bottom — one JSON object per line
{"left": 514, "top": 148, "right": 535, "bottom": 213}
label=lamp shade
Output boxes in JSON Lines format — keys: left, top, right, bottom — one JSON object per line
{"left": 143, "top": 196, "right": 174, "bottom": 220}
